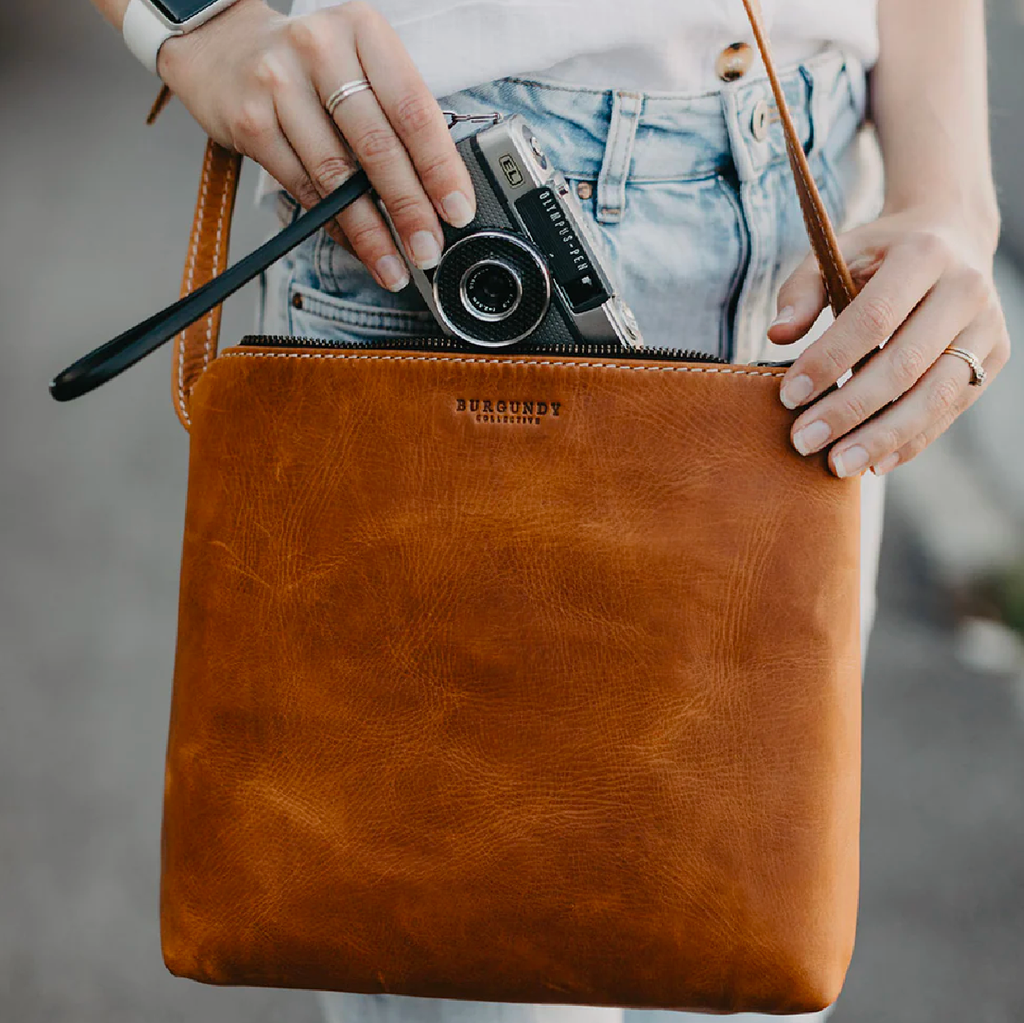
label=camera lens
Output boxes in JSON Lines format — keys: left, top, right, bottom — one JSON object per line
{"left": 431, "top": 230, "right": 551, "bottom": 347}
{"left": 460, "top": 260, "right": 522, "bottom": 322}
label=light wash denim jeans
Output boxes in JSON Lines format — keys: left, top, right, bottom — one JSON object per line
{"left": 258, "top": 43, "right": 886, "bottom": 1023}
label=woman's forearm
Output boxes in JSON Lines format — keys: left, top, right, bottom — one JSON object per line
{"left": 871, "top": 0, "right": 1001, "bottom": 255}
{"left": 91, "top": 0, "right": 131, "bottom": 30}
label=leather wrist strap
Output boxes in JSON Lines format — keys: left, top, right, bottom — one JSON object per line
{"left": 50, "top": 0, "right": 858, "bottom": 430}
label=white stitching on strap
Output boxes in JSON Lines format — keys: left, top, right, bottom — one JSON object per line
{"left": 786, "top": 134, "right": 853, "bottom": 309}
{"left": 216, "top": 350, "right": 784, "bottom": 378}
{"left": 200, "top": 155, "right": 236, "bottom": 379}
{"left": 177, "top": 142, "right": 214, "bottom": 427}
{"left": 740, "top": 0, "right": 853, "bottom": 313}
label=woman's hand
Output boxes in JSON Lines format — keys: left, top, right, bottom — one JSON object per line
{"left": 768, "top": 206, "right": 1010, "bottom": 478}
{"left": 157, "top": 0, "right": 477, "bottom": 293}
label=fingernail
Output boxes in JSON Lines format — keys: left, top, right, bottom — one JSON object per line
{"left": 440, "top": 190, "right": 474, "bottom": 228}
{"left": 408, "top": 230, "right": 442, "bottom": 269}
{"left": 780, "top": 373, "right": 813, "bottom": 410}
{"left": 375, "top": 254, "right": 410, "bottom": 293}
{"left": 771, "top": 305, "right": 795, "bottom": 328}
{"left": 792, "top": 419, "right": 831, "bottom": 456}
{"left": 871, "top": 452, "right": 900, "bottom": 476}
{"left": 833, "top": 445, "right": 870, "bottom": 478}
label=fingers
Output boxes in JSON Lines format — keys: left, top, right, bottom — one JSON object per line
{"left": 773, "top": 218, "right": 1011, "bottom": 479}
{"left": 237, "top": 112, "right": 313, "bottom": 211}
{"left": 224, "top": 3, "right": 480, "bottom": 291}
{"left": 353, "top": 8, "right": 477, "bottom": 229}
{"left": 227, "top": 88, "right": 359, "bottom": 256}
{"left": 297, "top": 3, "right": 475, "bottom": 272}
{"left": 824, "top": 321, "right": 993, "bottom": 479}
{"left": 768, "top": 242, "right": 887, "bottom": 346}
{"left": 786, "top": 266, "right": 989, "bottom": 464}
{"left": 814, "top": 306, "right": 1002, "bottom": 478}
{"left": 872, "top": 316, "right": 1011, "bottom": 475}
{"left": 270, "top": 63, "right": 411, "bottom": 291}
{"left": 320, "top": 78, "right": 446, "bottom": 271}
{"left": 779, "top": 231, "right": 953, "bottom": 410}
{"left": 767, "top": 250, "right": 827, "bottom": 343}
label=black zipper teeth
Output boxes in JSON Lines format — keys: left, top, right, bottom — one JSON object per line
{"left": 239, "top": 334, "right": 748, "bottom": 366}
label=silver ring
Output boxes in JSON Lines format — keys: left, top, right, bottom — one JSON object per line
{"left": 325, "top": 78, "right": 372, "bottom": 118}
{"left": 942, "top": 345, "right": 987, "bottom": 387}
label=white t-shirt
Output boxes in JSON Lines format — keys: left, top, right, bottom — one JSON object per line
{"left": 288, "top": 0, "right": 879, "bottom": 96}
{"left": 258, "top": 1, "right": 878, "bottom": 200}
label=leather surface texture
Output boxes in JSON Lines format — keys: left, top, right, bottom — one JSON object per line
{"left": 159, "top": 0, "right": 864, "bottom": 1011}
{"left": 161, "top": 345, "right": 862, "bottom": 1013}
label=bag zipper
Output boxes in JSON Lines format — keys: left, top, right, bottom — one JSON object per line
{"left": 242, "top": 334, "right": 793, "bottom": 367}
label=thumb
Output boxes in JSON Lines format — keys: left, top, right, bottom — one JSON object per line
{"left": 767, "top": 250, "right": 827, "bottom": 345}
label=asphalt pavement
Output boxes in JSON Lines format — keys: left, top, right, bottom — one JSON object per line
{"left": 2, "top": 5, "right": 1023, "bottom": 1023}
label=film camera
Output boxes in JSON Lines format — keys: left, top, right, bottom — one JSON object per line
{"left": 378, "top": 113, "right": 644, "bottom": 351}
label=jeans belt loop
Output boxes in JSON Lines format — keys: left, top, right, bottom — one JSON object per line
{"left": 841, "top": 48, "right": 868, "bottom": 124}
{"left": 596, "top": 89, "right": 643, "bottom": 225}
{"left": 805, "top": 59, "right": 826, "bottom": 164}
{"left": 805, "top": 46, "right": 849, "bottom": 164}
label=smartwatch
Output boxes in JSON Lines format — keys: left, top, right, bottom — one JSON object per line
{"left": 123, "top": 0, "right": 245, "bottom": 75}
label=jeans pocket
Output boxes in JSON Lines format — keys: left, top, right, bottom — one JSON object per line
{"left": 285, "top": 230, "right": 440, "bottom": 343}
{"left": 287, "top": 280, "right": 440, "bottom": 343}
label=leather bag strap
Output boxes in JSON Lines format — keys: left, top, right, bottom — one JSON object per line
{"left": 740, "top": 0, "right": 858, "bottom": 315}
{"left": 50, "top": 0, "right": 858, "bottom": 427}
{"left": 172, "top": 141, "right": 242, "bottom": 426}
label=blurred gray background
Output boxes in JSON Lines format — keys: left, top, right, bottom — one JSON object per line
{"left": 2, "top": 3, "right": 1024, "bottom": 1022}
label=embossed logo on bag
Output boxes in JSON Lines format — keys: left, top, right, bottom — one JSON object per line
{"left": 455, "top": 397, "right": 561, "bottom": 425}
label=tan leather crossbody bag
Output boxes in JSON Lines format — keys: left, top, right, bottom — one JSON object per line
{"left": 51, "top": 0, "right": 864, "bottom": 1013}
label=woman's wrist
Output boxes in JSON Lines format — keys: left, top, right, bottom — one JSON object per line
{"left": 156, "top": 0, "right": 276, "bottom": 86}
{"left": 879, "top": 191, "right": 1001, "bottom": 267}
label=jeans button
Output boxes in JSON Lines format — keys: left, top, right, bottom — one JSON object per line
{"left": 716, "top": 42, "right": 753, "bottom": 82}
{"left": 751, "top": 98, "right": 770, "bottom": 141}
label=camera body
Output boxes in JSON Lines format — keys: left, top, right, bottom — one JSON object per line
{"left": 377, "top": 114, "right": 644, "bottom": 351}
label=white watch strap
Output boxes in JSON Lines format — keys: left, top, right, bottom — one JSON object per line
{"left": 123, "top": 0, "right": 179, "bottom": 76}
